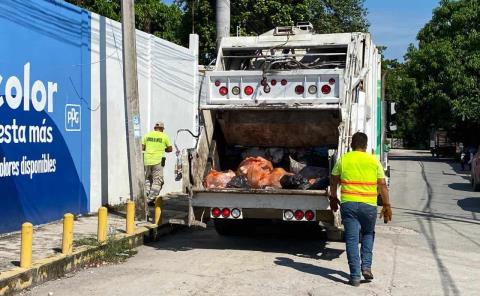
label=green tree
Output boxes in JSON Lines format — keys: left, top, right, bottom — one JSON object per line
{"left": 66, "top": 0, "right": 183, "bottom": 44}
{"left": 395, "top": 0, "right": 480, "bottom": 145}
{"left": 176, "top": 0, "right": 369, "bottom": 64}
{"left": 382, "top": 0, "right": 480, "bottom": 147}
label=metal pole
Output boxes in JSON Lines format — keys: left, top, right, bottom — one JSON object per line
{"left": 121, "top": 0, "right": 146, "bottom": 220}
{"left": 216, "top": 0, "right": 230, "bottom": 50}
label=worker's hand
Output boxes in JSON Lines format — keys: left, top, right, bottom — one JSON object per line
{"left": 329, "top": 196, "right": 339, "bottom": 212}
{"left": 379, "top": 204, "right": 392, "bottom": 223}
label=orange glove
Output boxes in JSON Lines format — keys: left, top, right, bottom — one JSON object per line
{"left": 379, "top": 204, "right": 392, "bottom": 223}
{"left": 329, "top": 196, "right": 339, "bottom": 212}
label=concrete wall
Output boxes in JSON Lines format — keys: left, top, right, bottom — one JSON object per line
{"left": 89, "top": 13, "right": 198, "bottom": 211}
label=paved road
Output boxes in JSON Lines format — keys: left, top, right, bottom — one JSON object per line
{"left": 22, "top": 150, "right": 480, "bottom": 296}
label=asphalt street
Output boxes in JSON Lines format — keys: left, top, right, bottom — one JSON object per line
{"left": 21, "top": 150, "right": 480, "bottom": 296}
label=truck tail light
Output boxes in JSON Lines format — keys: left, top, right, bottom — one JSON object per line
{"left": 308, "top": 85, "right": 317, "bottom": 94}
{"left": 232, "top": 86, "right": 240, "bottom": 95}
{"left": 294, "top": 210, "right": 304, "bottom": 220}
{"left": 329, "top": 78, "right": 336, "bottom": 85}
{"left": 281, "top": 79, "right": 288, "bottom": 86}
{"left": 231, "top": 208, "right": 241, "bottom": 219}
{"left": 244, "top": 86, "right": 254, "bottom": 95}
{"left": 295, "top": 85, "right": 304, "bottom": 95}
{"left": 321, "top": 85, "right": 331, "bottom": 94}
{"left": 222, "top": 208, "right": 231, "bottom": 218}
{"left": 271, "top": 79, "right": 277, "bottom": 86}
{"left": 212, "top": 207, "right": 221, "bottom": 218}
{"left": 284, "top": 210, "right": 294, "bottom": 221}
{"left": 215, "top": 80, "right": 221, "bottom": 87}
{"left": 219, "top": 86, "right": 228, "bottom": 96}
{"left": 305, "top": 210, "right": 315, "bottom": 221}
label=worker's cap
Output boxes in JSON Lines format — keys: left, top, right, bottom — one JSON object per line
{"left": 155, "top": 121, "right": 165, "bottom": 128}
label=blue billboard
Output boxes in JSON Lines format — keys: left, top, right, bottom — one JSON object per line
{"left": 0, "top": 0, "right": 91, "bottom": 233}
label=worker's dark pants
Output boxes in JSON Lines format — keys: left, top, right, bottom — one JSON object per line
{"left": 340, "top": 202, "right": 377, "bottom": 281}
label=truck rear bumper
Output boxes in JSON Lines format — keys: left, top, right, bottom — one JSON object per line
{"left": 192, "top": 189, "right": 329, "bottom": 210}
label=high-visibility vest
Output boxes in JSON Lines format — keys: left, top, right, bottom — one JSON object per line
{"left": 334, "top": 151, "right": 384, "bottom": 206}
{"left": 142, "top": 131, "right": 171, "bottom": 166}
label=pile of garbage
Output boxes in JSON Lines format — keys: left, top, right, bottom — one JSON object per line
{"left": 204, "top": 156, "right": 329, "bottom": 190}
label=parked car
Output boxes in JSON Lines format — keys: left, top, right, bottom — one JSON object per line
{"left": 471, "top": 147, "right": 480, "bottom": 191}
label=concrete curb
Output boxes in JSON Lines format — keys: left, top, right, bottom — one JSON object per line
{"left": 0, "top": 223, "right": 175, "bottom": 296}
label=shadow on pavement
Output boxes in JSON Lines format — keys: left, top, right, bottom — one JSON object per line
{"left": 457, "top": 198, "right": 480, "bottom": 213}
{"left": 448, "top": 182, "right": 474, "bottom": 192}
{"left": 274, "top": 257, "right": 349, "bottom": 284}
{"left": 145, "top": 222, "right": 344, "bottom": 262}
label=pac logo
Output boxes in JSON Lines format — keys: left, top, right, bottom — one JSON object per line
{"left": 65, "top": 104, "right": 81, "bottom": 131}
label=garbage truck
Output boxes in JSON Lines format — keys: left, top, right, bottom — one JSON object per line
{"left": 175, "top": 23, "right": 387, "bottom": 240}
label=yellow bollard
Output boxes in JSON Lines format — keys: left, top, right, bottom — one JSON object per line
{"left": 20, "top": 222, "right": 33, "bottom": 268}
{"left": 62, "top": 213, "right": 74, "bottom": 255}
{"left": 97, "top": 207, "right": 108, "bottom": 243}
{"left": 126, "top": 201, "right": 135, "bottom": 234}
{"left": 154, "top": 197, "right": 162, "bottom": 226}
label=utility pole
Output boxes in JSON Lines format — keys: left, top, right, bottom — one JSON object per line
{"left": 121, "top": 0, "right": 146, "bottom": 220}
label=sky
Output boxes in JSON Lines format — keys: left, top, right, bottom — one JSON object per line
{"left": 163, "top": 0, "right": 440, "bottom": 61}
{"left": 365, "top": 0, "right": 440, "bottom": 61}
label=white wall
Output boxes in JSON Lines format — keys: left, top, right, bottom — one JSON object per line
{"left": 89, "top": 13, "right": 198, "bottom": 211}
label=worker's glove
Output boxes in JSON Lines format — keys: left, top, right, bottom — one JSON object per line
{"left": 329, "top": 196, "right": 339, "bottom": 212}
{"left": 379, "top": 204, "right": 392, "bottom": 224}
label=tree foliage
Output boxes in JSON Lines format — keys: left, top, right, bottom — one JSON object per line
{"left": 66, "top": 0, "right": 183, "bottom": 44}
{"left": 176, "top": 0, "right": 369, "bottom": 63}
{"left": 386, "top": 0, "right": 480, "bottom": 146}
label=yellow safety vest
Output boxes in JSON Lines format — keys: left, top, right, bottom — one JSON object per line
{"left": 331, "top": 151, "right": 385, "bottom": 206}
{"left": 142, "top": 131, "right": 171, "bottom": 166}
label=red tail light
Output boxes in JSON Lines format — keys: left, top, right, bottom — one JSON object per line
{"left": 295, "top": 85, "right": 304, "bottom": 95}
{"left": 215, "top": 80, "right": 221, "bottom": 87}
{"left": 219, "top": 86, "right": 228, "bottom": 96}
{"left": 222, "top": 208, "right": 231, "bottom": 218}
{"left": 244, "top": 86, "right": 254, "bottom": 95}
{"left": 305, "top": 210, "right": 315, "bottom": 221}
{"left": 294, "top": 210, "right": 304, "bottom": 220}
{"left": 321, "top": 85, "right": 331, "bottom": 94}
{"left": 281, "top": 79, "right": 288, "bottom": 86}
{"left": 271, "top": 79, "right": 277, "bottom": 86}
{"left": 212, "top": 208, "right": 221, "bottom": 218}
{"left": 328, "top": 78, "right": 336, "bottom": 85}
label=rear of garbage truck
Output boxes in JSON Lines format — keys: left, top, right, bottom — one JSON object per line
{"left": 177, "top": 24, "right": 384, "bottom": 239}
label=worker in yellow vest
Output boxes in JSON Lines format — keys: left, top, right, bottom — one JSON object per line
{"left": 142, "top": 121, "right": 172, "bottom": 203}
{"left": 330, "top": 132, "right": 392, "bottom": 287}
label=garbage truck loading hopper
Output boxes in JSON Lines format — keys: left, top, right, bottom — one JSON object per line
{"left": 185, "top": 106, "right": 342, "bottom": 229}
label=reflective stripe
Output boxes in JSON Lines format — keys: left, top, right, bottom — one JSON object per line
{"left": 341, "top": 190, "right": 377, "bottom": 197}
{"left": 341, "top": 180, "right": 377, "bottom": 186}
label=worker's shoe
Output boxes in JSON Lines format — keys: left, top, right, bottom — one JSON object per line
{"left": 362, "top": 268, "right": 374, "bottom": 281}
{"left": 348, "top": 279, "right": 361, "bottom": 287}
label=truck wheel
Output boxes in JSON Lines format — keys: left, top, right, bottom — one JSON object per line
{"left": 213, "top": 219, "right": 241, "bottom": 236}
{"left": 326, "top": 229, "right": 344, "bottom": 242}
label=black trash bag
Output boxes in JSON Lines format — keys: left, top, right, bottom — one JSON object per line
{"left": 298, "top": 166, "right": 328, "bottom": 180}
{"left": 280, "top": 174, "right": 310, "bottom": 189}
{"left": 226, "top": 175, "right": 251, "bottom": 189}
{"left": 306, "top": 177, "right": 330, "bottom": 190}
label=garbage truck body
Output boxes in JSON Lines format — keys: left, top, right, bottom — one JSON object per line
{"left": 178, "top": 24, "right": 387, "bottom": 238}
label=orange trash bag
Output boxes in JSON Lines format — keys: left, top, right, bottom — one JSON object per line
{"left": 204, "top": 170, "right": 236, "bottom": 189}
{"left": 257, "top": 168, "right": 293, "bottom": 189}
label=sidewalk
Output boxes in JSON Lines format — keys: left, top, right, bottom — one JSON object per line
{"left": 0, "top": 195, "right": 190, "bottom": 275}
{"left": 0, "top": 214, "right": 126, "bottom": 273}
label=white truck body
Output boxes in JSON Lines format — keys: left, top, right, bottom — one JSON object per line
{"left": 178, "top": 25, "right": 385, "bottom": 237}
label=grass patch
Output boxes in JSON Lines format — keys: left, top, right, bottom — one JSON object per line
{"left": 74, "top": 236, "right": 98, "bottom": 247}
{"left": 74, "top": 234, "right": 137, "bottom": 264}
{"left": 102, "top": 237, "right": 137, "bottom": 263}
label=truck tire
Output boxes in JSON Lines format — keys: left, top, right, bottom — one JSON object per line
{"left": 326, "top": 229, "right": 344, "bottom": 242}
